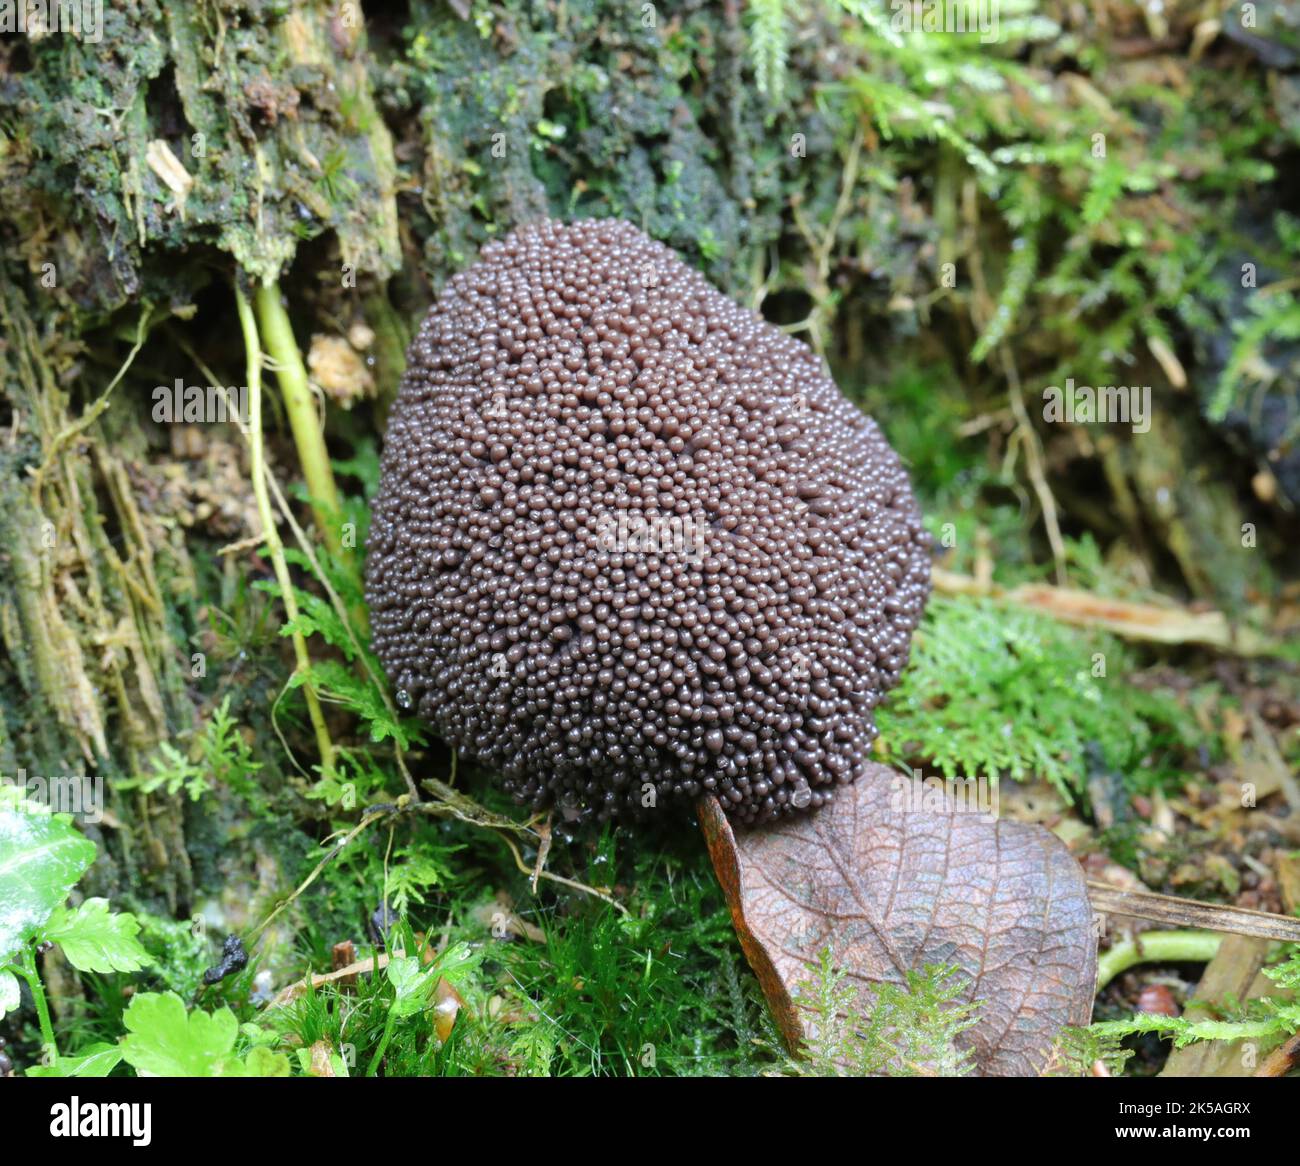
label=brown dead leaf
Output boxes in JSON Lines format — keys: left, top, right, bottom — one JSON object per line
{"left": 307, "top": 1040, "right": 338, "bottom": 1077}
{"left": 472, "top": 891, "right": 546, "bottom": 943}
{"left": 307, "top": 334, "right": 375, "bottom": 408}
{"left": 701, "top": 764, "right": 1097, "bottom": 1076}
{"left": 433, "top": 977, "right": 464, "bottom": 1042}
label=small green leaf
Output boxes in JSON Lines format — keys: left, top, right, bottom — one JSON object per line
{"left": 241, "top": 1045, "right": 292, "bottom": 1077}
{"left": 295, "top": 1045, "right": 350, "bottom": 1077}
{"left": 27, "top": 1043, "right": 124, "bottom": 1078}
{"left": 119, "top": 991, "right": 241, "bottom": 1077}
{"left": 432, "top": 941, "right": 482, "bottom": 993}
{"left": 297, "top": 659, "right": 416, "bottom": 747}
{"left": 386, "top": 954, "right": 437, "bottom": 1018}
{"left": 1264, "top": 952, "right": 1300, "bottom": 993}
{"left": 239, "top": 1021, "right": 281, "bottom": 1048}
{"left": 43, "top": 898, "right": 154, "bottom": 973}
{"left": 0, "top": 786, "right": 97, "bottom": 965}
{"left": 277, "top": 588, "right": 357, "bottom": 659}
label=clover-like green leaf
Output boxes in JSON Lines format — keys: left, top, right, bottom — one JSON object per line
{"left": 240, "top": 1045, "right": 292, "bottom": 1077}
{"left": 27, "top": 1042, "right": 124, "bottom": 1078}
{"left": 42, "top": 898, "right": 154, "bottom": 974}
{"left": 119, "top": 991, "right": 241, "bottom": 1077}
{"left": 386, "top": 954, "right": 438, "bottom": 1018}
{"left": 0, "top": 786, "right": 97, "bottom": 965}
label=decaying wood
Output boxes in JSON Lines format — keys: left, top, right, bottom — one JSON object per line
{"left": 932, "top": 568, "right": 1277, "bottom": 654}
{"left": 1087, "top": 882, "right": 1300, "bottom": 944}
{"left": 1254, "top": 1032, "right": 1300, "bottom": 1077}
{"left": 1160, "top": 936, "right": 1270, "bottom": 1078}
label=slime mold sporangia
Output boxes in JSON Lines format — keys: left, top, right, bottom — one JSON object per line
{"left": 366, "top": 219, "right": 930, "bottom": 825}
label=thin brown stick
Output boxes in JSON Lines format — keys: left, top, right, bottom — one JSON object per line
{"left": 1088, "top": 881, "right": 1300, "bottom": 944}
{"left": 1254, "top": 1032, "right": 1300, "bottom": 1077}
{"left": 269, "top": 953, "right": 391, "bottom": 1008}
{"left": 497, "top": 829, "right": 628, "bottom": 915}
{"left": 932, "top": 567, "right": 1278, "bottom": 655}
{"left": 530, "top": 811, "right": 553, "bottom": 896}
{"left": 1000, "top": 345, "right": 1068, "bottom": 584}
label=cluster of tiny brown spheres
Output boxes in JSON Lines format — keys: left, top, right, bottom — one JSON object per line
{"left": 366, "top": 219, "right": 930, "bottom": 826}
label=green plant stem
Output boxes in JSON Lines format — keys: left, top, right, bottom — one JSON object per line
{"left": 236, "top": 283, "right": 336, "bottom": 780}
{"left": 1096, "top": 930, "right": 1222, "bottom": 991}
{"left": 366, "top": 1008, "right": 398, "bottom": 1077}
{"left": 17, "top": 948, "right": 58, "bottom": 1063}
{"left": 253, "top": 281, "right": 344, "bottom": 556}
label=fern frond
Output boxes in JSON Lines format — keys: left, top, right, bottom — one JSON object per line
{"left": 970, "top": 230, "right": 1039, "bottom": 362}
{"left": 747, "top": 0, "right": 790, "bottom": 103}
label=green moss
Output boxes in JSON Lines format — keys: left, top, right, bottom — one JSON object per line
{"left": 397, "top": 0, "right": 793, "bottom": 294}
{"left": 1, "top": 0, "right": 400, "bottom": 320}
{"left": 265, "top": 823, "right": 777, "bottom": 1077}
{"left": 876, "top": 596, "right": 1206, "bottom": 798}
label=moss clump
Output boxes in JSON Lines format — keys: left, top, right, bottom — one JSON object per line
{"left": 875, "top": 596, "right": 1205, "bottom": 798}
